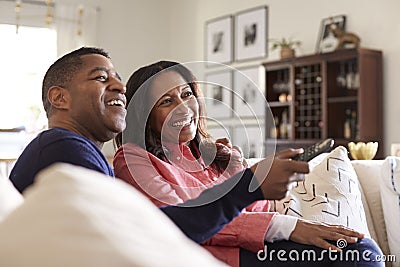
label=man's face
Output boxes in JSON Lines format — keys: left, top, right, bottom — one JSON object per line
{"left": 67, "top": 54, "right": 126, "bottom": 143}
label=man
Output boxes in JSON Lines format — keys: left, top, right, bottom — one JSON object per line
{"left": 10, "top": 47, "right": 308, "bottom": 244}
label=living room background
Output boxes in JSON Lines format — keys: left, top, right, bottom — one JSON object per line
{"left": 1, "top": 0, "right": 399, "bottom": 157}
{"left": 95, "top": 0, "right": 399, "bottom": 157}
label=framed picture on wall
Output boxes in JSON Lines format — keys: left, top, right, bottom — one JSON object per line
{"left": 205, "top": 15, "right": 233, "bottom": 64}
{"left": 233, "top": 66, "right": 265, "bottom": 118}
{"left": 316, "top": 15, "right": 346, "bottom": 53}
{"left": 234, "top": 6, "right": 268, "bottom": 62}
{"left": 233, "top": 125, "right": 265, "bottom": 158}
{"left": 204, "top": 70, "right": 233, "bottom": 119}
{"left": 208, "top": 124, "right": 232, "bottom": 141}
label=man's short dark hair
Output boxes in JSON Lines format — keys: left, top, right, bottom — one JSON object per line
{"left": 42, "top": 47, "right": 110, "bottom": 117}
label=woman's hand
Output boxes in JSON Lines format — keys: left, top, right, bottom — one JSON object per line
{"left": 215, "top": 137, "right": 233, "bottom": 149}
{"left": 275, "top": 148, "right": 304, "bottom": 160}
{"left": 250, "top": 154, "right": 309, "bottom": 200}
{"left": 215, "top": 138, "right": 244, "bottom": 164}
{"left": 289, "top": 219, "right": 365, "bottom": 251}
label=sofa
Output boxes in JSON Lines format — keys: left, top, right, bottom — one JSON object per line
{"left": 0, "top": 149, "right": 398, "bottom": 266}
{"left": 246, "top": 147, "right": 398, "bottom": 267}
{"left": 352, "top": 159, "right": 396, "bottom": 267}
{"left": 0, "top": 163, "right": 226, "bottom": 267}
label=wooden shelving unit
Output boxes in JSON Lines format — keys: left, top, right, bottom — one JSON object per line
{"left": 263, "top": 48, "right": 383, "bottom": 158}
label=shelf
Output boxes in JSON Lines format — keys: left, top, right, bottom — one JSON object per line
{"left": 268, "top": 101, "right": 291, "bottom": 108}
{"left": 263, "top": 48, "right": 383, "bottom": 158}
{"left": 327, "top": 96, "right": 358, "bottom": 103}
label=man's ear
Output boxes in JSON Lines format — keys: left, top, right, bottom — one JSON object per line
{"left": 47, "top": 86, "right": 70, "bottom": 110}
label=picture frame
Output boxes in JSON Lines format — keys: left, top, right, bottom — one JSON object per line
{"left": 316, "top": 15, "right": 346, "bottom": 53}
{"left": 233, "top": 66, "right": 265, "bottom": 118}
{"left": 208, "top": 125, "right": 233, "bottom": 141}
{"left": 205, "top": 15, "right": 233, "bottom": 64}
{"left": 203, "top": 70, "right": 233, "bottom": 119}
{"left": 233, "top": 125, "right": 265, "bottom": 158}
{"left": 234, "top": 6, "right": 268, "bottom": 62}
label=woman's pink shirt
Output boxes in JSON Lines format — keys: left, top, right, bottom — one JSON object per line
{"left": 113, "top": 143, "right": 275, "bottom": 267}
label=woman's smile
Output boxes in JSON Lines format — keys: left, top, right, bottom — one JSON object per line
{"left": 148, "top": 70, "right": 199, "bottom": 144}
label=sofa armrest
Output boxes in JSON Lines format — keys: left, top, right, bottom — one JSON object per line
{"left": 351, "top": 160, "right": 390, "bottom": 259}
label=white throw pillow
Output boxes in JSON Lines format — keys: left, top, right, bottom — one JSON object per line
{"left": 272, "top": 146, "right": 370, "bottom": 236}
{"left": 380, "top": 157, "right": 400, "bottom": 264}
{"left": 0, "top": 174, "right": 24, "bottom": 222}
{"left": 0, "top": 163, "right": 226, "bottom": 267}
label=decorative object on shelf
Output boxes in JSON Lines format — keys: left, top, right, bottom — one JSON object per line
{"left": 233, "top": 66, "right": 265, "bottom": 117}
{"left": 234, "top": 6, "right": 268, "bottom": 61}
{"left": 343, "top": 109, "right": 352, "bottom": 139}
{"left": 316, "top": 15, "right": 346, "bottom": 53}
{"left": 279, "top": 109, "right": 289, "bottom": 139}
{"left": 205, "top": 15, "right": 233, "bottom": 65}
{"left": 336, "top": 60, "right": 360, "bottom": 90}
{"left": 270, "top": 37, "right": 301, "bottom": 59}
{"left": 204, "top": 70, "right": 233, "bottom": 119}
{"left": 328, "top": 19, "right": 361, "bottom": 50}
{"left": 348, "top": 142, "right": 378, "bottom": 160}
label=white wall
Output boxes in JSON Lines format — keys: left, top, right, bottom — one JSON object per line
{"left": 52, "top": 0, "right": 400, "bottom": 156}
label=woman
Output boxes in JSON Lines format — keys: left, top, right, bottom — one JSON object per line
{"left": 114, "top": 61, "right": 382, "bottom": 267}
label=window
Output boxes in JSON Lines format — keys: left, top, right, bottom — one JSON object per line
{"left": 0, "top": 24, "right": 57, "bottom": 132}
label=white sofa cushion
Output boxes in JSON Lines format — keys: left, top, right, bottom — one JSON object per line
{"left": 0, "top": 163, "right": 226, "bottom": 267}
{"left": 0, "top": 174, "right": 24, "bottom": 222}
{"left": 381, "top": 157, "right": 400, "bottom": 264}
{"left": 272, "top": 146, "right": 370, "bottom": 236}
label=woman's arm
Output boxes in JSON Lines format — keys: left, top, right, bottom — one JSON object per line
{"left": 160, "top": 168, "right": 265, "bottom": 243}
{"left": 113, "top": 144, "right": 185, "bottom": 206}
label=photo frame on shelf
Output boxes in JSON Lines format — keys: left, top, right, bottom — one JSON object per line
{"left": 234, "top": 6, "right": 268, "bottom": 62}
{"left": 203, "top": 70, "right": 233, "bottom": 119}
{"left": 316, "top": 15, "right": 346, "bottom": 53}
{"left": 233, "top": 125, "right": 265, "bottom": 158}
{"left": 205, "top": 15, "right": 233, "bottom": 65}
{"left": 233, "top": 66, "right": 265, "bottom": 118}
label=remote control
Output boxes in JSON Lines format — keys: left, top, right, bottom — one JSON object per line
{"left": 292, "top": 138, "right": 335, "bottom": 162}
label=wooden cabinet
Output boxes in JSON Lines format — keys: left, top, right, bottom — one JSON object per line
{"left": 263, "top": 48, "right": 383, "bottom": 158}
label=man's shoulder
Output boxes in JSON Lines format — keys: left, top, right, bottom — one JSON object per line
{"left": 37, "top": 128, "right": 97, "bottom": 150}
{"left": 40, "top": 128, "right": 90, "bottom": 143}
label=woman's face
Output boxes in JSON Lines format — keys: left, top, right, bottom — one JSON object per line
{"left": 148, "top": 70, "right": 199, "bottom": 145}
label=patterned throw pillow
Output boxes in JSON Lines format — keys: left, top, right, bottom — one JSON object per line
{"left": 272, "top": 146, "right": 370, "bottom": 236}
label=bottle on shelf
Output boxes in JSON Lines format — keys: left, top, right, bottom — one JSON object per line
{"left": 280, "top": 110, "right": 288, "bottom": 139}
{"left": 344, "top": 109, "right": 351, "bottom": 139}
{"left": 350, "top": 110, "right": 358, "bottom": 139}
{"left": 270, "top": 116, "right": 280, "bottom": 139}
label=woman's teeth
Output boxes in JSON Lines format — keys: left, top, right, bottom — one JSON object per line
{"left": 172, "top": 118, "right": 191, "bottom": 127}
